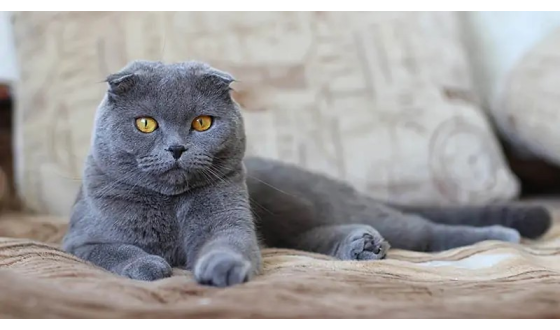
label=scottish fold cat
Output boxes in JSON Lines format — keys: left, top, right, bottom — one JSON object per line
{"left": 62, "top": 61, "right": 551, "bottom": 287}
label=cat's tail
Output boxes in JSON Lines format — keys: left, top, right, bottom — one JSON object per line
{"left": 389, "top": 204, "right": 552, "bottom": 239}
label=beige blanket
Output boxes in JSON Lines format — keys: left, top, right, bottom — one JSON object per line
{"left": 1, "top": 212, "right": 560, "bottom": 318}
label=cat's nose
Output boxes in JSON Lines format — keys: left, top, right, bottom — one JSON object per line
{"left": 165, "top": 145, "right": 187, "bottom": 160}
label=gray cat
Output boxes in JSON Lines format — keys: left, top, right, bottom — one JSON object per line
{"left": 62, "top": 60, "right": 551, "bottom": 287}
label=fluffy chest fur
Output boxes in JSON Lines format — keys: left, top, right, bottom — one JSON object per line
{"left": 64, "top": 153, "right": 199, "bottom": 265}
{"left": 84, "top": 177, "right": 193, "bottom": 265}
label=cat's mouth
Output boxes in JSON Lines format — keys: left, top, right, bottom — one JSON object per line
{"left": 157, "top": 163, "right": 190, "bottom": 186}
{"left": 161, "top": 162, "right": 184, "bottom": 174}
{"left": 136, "top": 155, "right": 213, "bottom": 183}
{"left": 137, "top": 157, "right": 184, "bottom": 176}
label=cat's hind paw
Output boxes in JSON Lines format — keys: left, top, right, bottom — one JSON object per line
{"left": 335, "top": 226, "right": 390, "bottom": 261}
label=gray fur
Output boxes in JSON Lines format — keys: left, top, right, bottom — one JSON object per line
{"left": 63, "top": 61, "right": 260, "bottom": 287}
{"left": 245, "top": 157, "right": 547, "bottom": 253}
{"left": 63, "top": 60, "right": 552, "bottom": 287}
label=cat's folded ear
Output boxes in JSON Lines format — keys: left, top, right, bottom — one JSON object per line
{"left": 206, "top": 68, "right": 236, "bottom": 87}
{"left": 105, "top": 72, "right": 137, "bottom": 97}
{"left": 197, "top": 66, "right": 236, "bottom": 93}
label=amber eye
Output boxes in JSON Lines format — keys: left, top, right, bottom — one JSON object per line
{"left": 135, "top": 117, "right": 158, "bottom": 133}
{"left": 191, "top": 115, "right": 213, "bottom": 132}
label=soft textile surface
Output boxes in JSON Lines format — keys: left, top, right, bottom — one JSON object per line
{"left": 1, "top": 212, "right": 560, "bottom": 318}
{"left": 12, "top": 11, "right": 518, "bottom": 215}
{"left": 497, "top": 27, "right": 560, "bottom": 163}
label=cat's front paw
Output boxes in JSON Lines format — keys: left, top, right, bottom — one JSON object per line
{"left": 194, "top": 251, "right": 252, "bottom": 287}
{"left": 335, "top": 226, "right": 390, "bottom": 261}
{"left": 121, "top": 255, "right": 172, "bottom": 281}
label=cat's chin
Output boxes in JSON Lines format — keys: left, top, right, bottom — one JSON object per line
{"left": 147, "top": 172, "right": 188, "bottom": 195}
{"left": 136, "top": 161, "right": 215, "bottom": 194}
{"left": 159, "top": 167, "right": 188, "bottom": 183}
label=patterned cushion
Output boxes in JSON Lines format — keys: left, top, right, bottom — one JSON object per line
{"left": 12, "top": 12, "right": 519, "bottom": 215}
{"left": 497, "top": 28, "right": 560, "bottom": 164}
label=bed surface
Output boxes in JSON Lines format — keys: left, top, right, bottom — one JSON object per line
{"left": 1, "top": 211, "right": 559, "bottom": 318}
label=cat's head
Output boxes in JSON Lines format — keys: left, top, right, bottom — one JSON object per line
{"left": 91, "top": 60, "right": 246, "bottom": 195}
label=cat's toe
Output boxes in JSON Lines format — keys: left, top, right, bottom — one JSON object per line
{"left": 336, "top": 228, "right": 390, "bottom": 261}
{"left": 356, "top": 235, "right": 390, "bottom": 260}
{"left": 121, "top": 255, "right": 172, "bottom": 281}
{"left": 194, "top": 251, "right": 252, "bottom": 287}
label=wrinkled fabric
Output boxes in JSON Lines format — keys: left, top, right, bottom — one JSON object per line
{"left": 0, "top": 213, "right": 559, "bottom": 318}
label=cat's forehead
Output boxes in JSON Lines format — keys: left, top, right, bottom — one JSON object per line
{"left": 132, "top": 61, "right": 232, "bottom": 95}
{"left": 119, "top": 60, "right": 225, "bottom": 82}
{"left": 107, "top": 61, "right": 235, "bottom": 117}
{"left": 132, "top": 63, "right": 197, "bottom": 87}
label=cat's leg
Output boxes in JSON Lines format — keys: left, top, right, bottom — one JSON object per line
{"left": 427, "top": 223, "right": 520, "bottom": 251}
{"left": 71, "top": 243, "right": 172, "bottom": 281}
{"left": 390, "top": 204, "right": 551, "bottom": 239}
{"left": 247, "top": 177, "right": 522, "bottom": 253}
{"left": 291, "top": 215, "right": 520, "bottom": 254}
{"left": 359, "top": 213, "right": 522, "bottom": 252}
{"left": 245, "top": 157, "right": 523, "bottom": 253}
{"left": 268, "top": 213, "right": 519, "bottom": 254}
{"left": 181, "top": 176, "right": 261, "bottom": 288}
{"left": 293, "top": 224, "right": 390, "bottom": 260}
